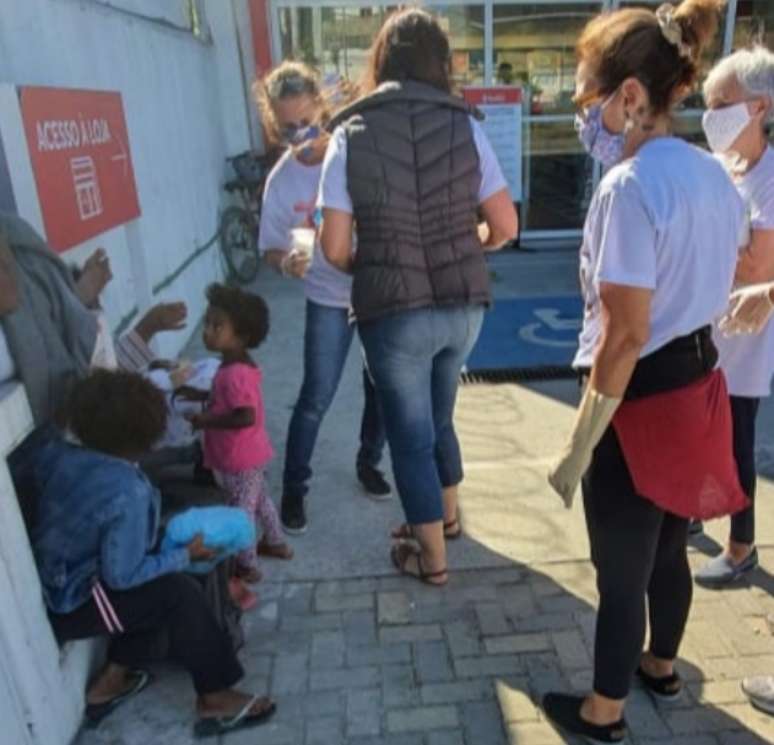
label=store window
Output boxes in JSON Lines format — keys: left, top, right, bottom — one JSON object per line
{"left": 492, "top": 3, "right": 601, "bottom": 232}
{"left": 435, "top": 6, "right": 486, "bottom": 86}
{"left": 271, "top": 0, "right": 751, "bottom": 237}
{"left": 277, "top": 5, "right": 484, "bottom": 87}
{"left": 493, "top": 3, "right": 598, "bottom": 115}
{"left": 278, "top": 6, "right": 398, "bottom": 83}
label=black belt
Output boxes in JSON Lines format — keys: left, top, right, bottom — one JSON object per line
{"left": 578, "top": 326, "right": 717, "bottom": 401}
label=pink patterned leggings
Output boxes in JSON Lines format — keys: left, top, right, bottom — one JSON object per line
{"left": 216, "top": 467, "right": 284, "bottom": 571}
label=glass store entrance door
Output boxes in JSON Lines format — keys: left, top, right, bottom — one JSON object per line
{"left": 492, "top": 2, "right": 603, "bottom": 236}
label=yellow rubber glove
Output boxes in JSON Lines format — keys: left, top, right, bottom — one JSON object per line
{"left": 718, "top": 283, "right": 774, "bottom": 337}
{"left": 548, "top": 387, "right": 621, "bottom": 508}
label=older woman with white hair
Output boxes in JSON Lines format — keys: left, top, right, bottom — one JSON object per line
{"left": 694, "top": 45, "right": 774, "bottom": 587}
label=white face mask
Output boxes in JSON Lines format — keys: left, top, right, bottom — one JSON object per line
{"left": 702, "top": 102, "right": 752, "bottom": 153}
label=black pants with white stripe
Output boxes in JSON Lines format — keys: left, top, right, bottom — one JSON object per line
{"left": 50, "top": 573, "right": 243, "bottom": 695}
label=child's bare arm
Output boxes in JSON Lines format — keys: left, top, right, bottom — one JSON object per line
{"left": 186, "top": 406, "right": 256, "bottom": 431}
{"left": 173, "top": 385, "right": 210, "bottom": 403}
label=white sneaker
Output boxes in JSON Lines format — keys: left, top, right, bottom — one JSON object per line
{"left": 742, "top": 676, "right": 774, "bottom": 716}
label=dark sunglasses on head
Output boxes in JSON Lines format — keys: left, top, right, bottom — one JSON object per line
{"left": 268, "top": 74, "right": 318, "bottom": 100}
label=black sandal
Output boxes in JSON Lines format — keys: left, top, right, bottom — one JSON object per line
{"left": 390, "top": 542, "right": 448, "bottom": 586}
{"left": 543, "top": 693, "right": 627, "bottom": 744}
{"left": 636, "top": 666, "right": 683, "bottom": 701}
{"left": 84, "top": 669, "right": 152, "bottom": 728}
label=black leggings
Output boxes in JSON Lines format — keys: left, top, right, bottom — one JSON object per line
{"left": 729, "top": 395, "right": 760, "bottom": 545}
{"left": 49, "top": 573, "right": 243, "bottom": 696}
{"left": 583, "top": 427, "right": 692, "bottom": 700}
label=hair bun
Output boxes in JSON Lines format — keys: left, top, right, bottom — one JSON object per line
{"left": 673, "top": 0, "right": 726, "bottom": 60}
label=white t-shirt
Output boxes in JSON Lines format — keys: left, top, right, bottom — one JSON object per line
{"left": 258, "top": 151, "right": 352, "bottom": 308}
{"left": 0, "top": 325, "right": 16, "bottom": 383}
{"left": 574, "top": 137, "right": 745, "bottom": 369}
{"left": 318, "top": 116, "right": 509, "bottom": 213}
{"left": 714, "top": 146, "right": 774, "bottom": 397}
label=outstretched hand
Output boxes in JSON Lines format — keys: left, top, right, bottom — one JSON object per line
{"left": 135, "top": 302, "right": 188, "bottom": 342}
{"left": 719, "top": 283, "right": 774, "bottom": 336}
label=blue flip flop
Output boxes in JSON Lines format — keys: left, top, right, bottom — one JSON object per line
{"left": 84, "top": 669, "right": 152, "bottom": 728}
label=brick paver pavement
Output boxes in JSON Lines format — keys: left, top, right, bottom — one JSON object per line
{"left": 77, "top": 550, "right": 774, "bottom": 745}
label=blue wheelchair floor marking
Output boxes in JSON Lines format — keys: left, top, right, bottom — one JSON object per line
{"left": 467, "top": 295, "right": 583, "bottom": 371}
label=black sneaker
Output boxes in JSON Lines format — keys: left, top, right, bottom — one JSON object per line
{"left": 281, "top": 493, "right": 307, "bottom": 535}
{"left": 543, "top": 693, "right": 627, "bottom": 744}
{"left": 357, "top": 463, "right": 392, "bottom": 500}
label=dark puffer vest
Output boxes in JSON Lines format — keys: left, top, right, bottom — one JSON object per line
{"left": 329, "top": 80, "right": 491, "bottom": 323}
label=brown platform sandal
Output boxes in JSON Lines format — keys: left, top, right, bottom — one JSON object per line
{"left": 256, "top": 538, "right": 294, "bottom": 560}
{"left": 390, "top": 542, "right": 448, "bottom": 586}
{"left": 391, "top": 518, "right": 462, "bottom": 542}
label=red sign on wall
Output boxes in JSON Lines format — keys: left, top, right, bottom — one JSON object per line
{"left": 19, "top": 86, "right": 141, "bottom": 252}
{"left": 462, "top": 87, "right": 523, "bottom": 106}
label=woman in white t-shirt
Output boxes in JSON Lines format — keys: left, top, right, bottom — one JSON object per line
{"left": 692, "top": 46, "right": 774, "bottom": 587}
{"left": 545, "top": 1, "right": 745, "bottom": 740}
{"left": 254, "top": 62, "right": 389, "bottom": 536}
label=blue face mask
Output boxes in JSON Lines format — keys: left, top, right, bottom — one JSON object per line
{"left": 575, "top": 94, "right": 625, "bottom": 168}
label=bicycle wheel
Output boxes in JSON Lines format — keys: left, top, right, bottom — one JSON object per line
{"left": 219, "top": 206, "right": 260, "bottom": 284}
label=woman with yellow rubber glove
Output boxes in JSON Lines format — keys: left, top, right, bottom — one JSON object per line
{"left": 544, "top": 2, "right": 749, "bottom": 742}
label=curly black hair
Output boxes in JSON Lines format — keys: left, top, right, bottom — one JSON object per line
{"left": 67, "top": 369, "right": 167, "bottom": 457}
{"left": 206, "top": 283, "right": 270, "bottom": 349}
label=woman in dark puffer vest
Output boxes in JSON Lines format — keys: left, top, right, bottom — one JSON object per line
{"left": 319, "top": 8, "right": 518, "bottom": 585}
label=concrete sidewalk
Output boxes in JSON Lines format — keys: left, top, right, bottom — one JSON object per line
{"left": 76, "top": 249, "right": 774, "bottom": 744}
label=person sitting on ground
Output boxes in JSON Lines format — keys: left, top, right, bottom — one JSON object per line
{"left": 0, "top": 211, "right": 188, "bottom": 423}
{"left": 181, "top": 283, "right": 293, "bottom": 612}
{"left": 18, "top": 368, "right": 276, "bottom": 736}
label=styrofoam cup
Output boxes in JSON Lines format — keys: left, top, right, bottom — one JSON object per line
{"left": 290, "top": 227, "right": 315, "bottom": 260}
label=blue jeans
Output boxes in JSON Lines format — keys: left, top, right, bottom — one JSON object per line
{"left": 283, "top": 300, "right": 386, "bottom": 499}
{"left": 358, "top": 305, "right": 484, "bottom": 525}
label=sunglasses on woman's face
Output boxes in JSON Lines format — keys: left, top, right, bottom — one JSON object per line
{"left": 280, "top": 121, "right": 321, "bottom": 146}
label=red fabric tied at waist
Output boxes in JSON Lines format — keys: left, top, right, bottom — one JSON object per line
{"left": 611, "top": 369, "right": 749, "bottom": 520}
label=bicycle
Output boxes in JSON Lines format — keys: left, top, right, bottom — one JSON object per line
{"left": 219, "top": 151, "right": 272, "bottom": 285}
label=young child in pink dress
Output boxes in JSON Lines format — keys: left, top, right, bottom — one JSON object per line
{"left": 185, "top": 284, "right": 291, "bottom": 610}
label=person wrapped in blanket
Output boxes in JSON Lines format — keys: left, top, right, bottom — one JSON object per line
{"left": 0, "top": 211, "right": 188, "bottom": 423}
{"left": 14, "top": 369, "right": 276, "bottom": 736}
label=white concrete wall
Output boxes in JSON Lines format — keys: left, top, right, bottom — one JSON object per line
{"left": 0, "top": 0, "right": 254, "bottom": 358}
